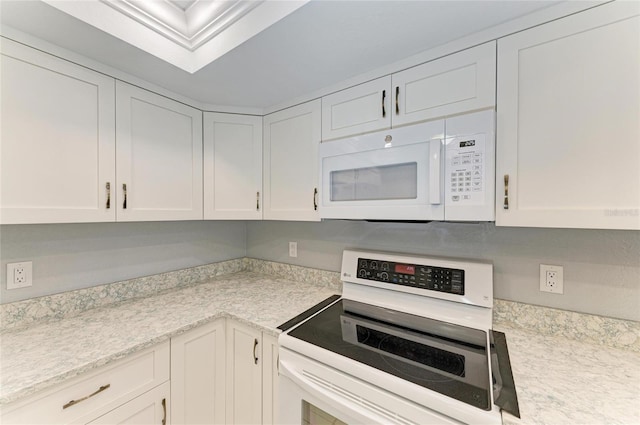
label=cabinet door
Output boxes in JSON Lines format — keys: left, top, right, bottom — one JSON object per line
{"left": 226, "top": 321, "right": 262, "bottom": 425}
{"left": 204, "top": 113, "right": 263, "bottom": 220}
{"left": 87, "top": 382, "right": 170, "bottom": 425}
{"left": 116, "top": 82, "right": 203, "bottom": 221}
{"left": 261, "top": 333, "right": 279, "bottom": 425}
{"left": 170, "top": 320, "right": 226, "bottom": 425}
{"left": 496, "top": 2, "right": 640, "bottom": 229}
{"left": 263, "top": 100, "right": 321, "bottom": 221}
{"left": 321, "top": 76, "right": 391, "bottom": 141}
{"left": 392, "top": 42, "right": 496, "bottom": 127}
{"left": 0, "top": 39, "right": 116, "bottom": 224}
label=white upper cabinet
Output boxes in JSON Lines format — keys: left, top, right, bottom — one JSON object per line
{"left": 116, "top": 81, "right": 203, "bottom": 221}
{"left": 392, "top": 41, "right": 496, "bottom": 127}
{"left": 319, "top": 43, "right": 496, "bottom": 141}
{"left": 321, "top": 76, "right": 391, "bottom": 141}
{"left": 0, "top": 39, "right": 116, "bottom": 224}
{"left": 263, "top": 99, "right": 321, "bottom": 221}
{"left": 204, "top": 113, "right": 263, "bottom": 220}
{"left": 496, "top": 1, "right": 640, "bottom": 230}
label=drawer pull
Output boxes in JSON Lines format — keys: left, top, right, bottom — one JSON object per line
{"left": 62, "top": 384, "right": 110, "bottom": 409}
{"left": 253, "top": 338, "right": 259, "bottom": 364}
{"left": 162, "top": 398, "right": 167, "bottom": 425}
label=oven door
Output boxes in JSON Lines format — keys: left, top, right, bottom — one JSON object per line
{"left": 318, "top": 120, "right": 444, "bottom": 221}
{"left": 278, "top": 347, "right": 462, "bottom": 425}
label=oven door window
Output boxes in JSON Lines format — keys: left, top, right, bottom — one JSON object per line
{"left": 302, "top": 401, "right": 347, "bottom": 425}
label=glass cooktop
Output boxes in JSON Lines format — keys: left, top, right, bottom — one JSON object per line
{"left": 287, "top": 299, "right": 491, "bottom": 410}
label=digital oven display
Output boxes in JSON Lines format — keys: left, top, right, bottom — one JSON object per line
{"left": 459, "top": 140, "right": 476, "bottom": 148}
{"left": 395, "top": 264, "right": 415, "bottom": 275}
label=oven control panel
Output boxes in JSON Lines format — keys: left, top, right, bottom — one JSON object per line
{"left": 357, "top": 257, "right": 465, "bottom": 295}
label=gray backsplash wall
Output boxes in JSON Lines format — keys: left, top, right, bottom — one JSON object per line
{"left": 0, "top": 221, "right": 246, "bottom": 304}
{"left": 246, "top": 221, "right": 640, "bottom": 321}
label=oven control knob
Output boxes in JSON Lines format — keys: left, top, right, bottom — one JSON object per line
{"left": 370, "top": 261, "right": 378, "bottom": 270}
{"left": 381, "top": 272, "right": 389, "bottom": 281}
{"left": 381, "top": 262, "right": 389, "bottom": 271}
{"left": 358, "top": 269, "right": 367, "bottom": 277}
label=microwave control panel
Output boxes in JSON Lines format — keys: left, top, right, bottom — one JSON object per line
{"left": 357, "top": 257, "right": 465, "bottom": 295}
{"left": 446, "top": 134, "right": 486, "bottom": 205}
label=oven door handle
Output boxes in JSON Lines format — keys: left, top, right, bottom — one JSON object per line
{"left": 279, "top": 358, "right": 458, "bottom": 425}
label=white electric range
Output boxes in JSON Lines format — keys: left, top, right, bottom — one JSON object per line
{"left": 277, "top": 249, "right": 519, "bottom": 425}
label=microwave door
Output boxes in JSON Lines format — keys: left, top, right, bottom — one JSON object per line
{"left": 319, "top": 127, "right": 445, "bottom": 220}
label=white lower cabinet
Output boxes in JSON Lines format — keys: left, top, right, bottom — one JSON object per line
{"left": 225, "top": 321, "right": 263, "bottom": 425}
{"left": 87, "top": 382, "right": 170, "bottom": 425}
{"left": 169, "top": 319, "right": 278, "bottom": 425}
{"left": 170, "top": 320, "right": 226, "bottom": 425}
{"left": 0, "top": 342, "right": 170, "bottom": 425}
{"left": 261, "top": 333, "right": 279, "bottom": 425}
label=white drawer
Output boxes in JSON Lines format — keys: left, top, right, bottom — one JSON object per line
{"left": 1, "top": 341, "right": 170, "bottom": 425}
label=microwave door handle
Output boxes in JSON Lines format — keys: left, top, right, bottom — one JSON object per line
{"left": 429, "top": 139, "right": 442, "bottom": 204}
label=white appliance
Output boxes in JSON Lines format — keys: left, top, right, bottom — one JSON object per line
{"left": 278, "top": 249, "right": 519, "bottom": 425}
{"left": 318, "top": 109, "right": 495, "bottom": 221}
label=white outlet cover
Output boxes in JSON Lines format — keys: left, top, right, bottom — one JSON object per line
{"left": 7, "top": 261, "right": 33, "bottom": 290}
{"left": 540, "top": 264, "right": 563, "bottom": 294}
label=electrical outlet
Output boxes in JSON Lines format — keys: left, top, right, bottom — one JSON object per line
{"left": 289, "top": 242, "right": 298, "bottom": 258}
{"left": 7, "top": 261, "right": 33, "bottom": 290}
{"left": 540, "top": 264, "right": 563, "bottom": 294}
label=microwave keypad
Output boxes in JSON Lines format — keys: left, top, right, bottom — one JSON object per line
{"left": 357, "top": 258, "right": 465, "bottom": 295}
{"left": 447, "top": 135, "right": 486, "bottom": 204}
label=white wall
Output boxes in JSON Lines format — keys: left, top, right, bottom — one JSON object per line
{"left": 0, "top": 221, "right": 246, "bottom": 303}
{"left": 246, "top": 221, "right": 640, "bottom": 321}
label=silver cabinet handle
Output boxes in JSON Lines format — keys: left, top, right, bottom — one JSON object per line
{"left": 106, "top": 182, "right": 111, "bottom": 209}
{"left": 503, "top": 175, "right": 509, "bottom": 210}
{"left": 395, "top": 86, "right": 400, "bottom": 115}
{"left": 122, "top": 184, "right": 127, "bottom": 209}
{"left": 313, "top": 188, "right": 318, "bottom": 211}
{"left": 382, "top": 89, "right": 386, "bottom": 118}
{"left": 256, "top": 192, "right": 260, "bottom": 211}
{"left": 161, "top": 398, "right": 167, "bottom": 425}
{"left": 63, "top": 384, "right": 110, "bottom": 409}
{"left": 253, "top": 338, "right": 259, "bottom": 365}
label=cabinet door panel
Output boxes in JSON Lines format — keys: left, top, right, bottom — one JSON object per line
{"left": 321, "top": 76, "right": 391, "bottom": 140}
{"left": 261, "top": 333, "right": 279, "bottom": 425}
{"left": 116, "top": 82, "right": 203, "bottom": 221}
{"left": 88, "top": 382, "right": 170, "bottom": 425}
{"left": 171, "top": 320, "right": 225, "bottom": 425}
{"left": 392, "top": 42, "right": 496, "bottom": 127}
{"left": 0, "top": 39, "right": 115, "bottom": 224}
{"left": 496, "top": 2, "right": 640, "bottom": 229}
{"left": 263, "top": 100, "right": 321, "bottom": 221}
{"left": 226, "top": 321, "right": 262, "bottom": 425}
{"left": 204, "top": 113, "right": 262, "bottom": 219}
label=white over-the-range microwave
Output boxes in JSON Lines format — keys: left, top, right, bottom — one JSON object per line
{"left": 318, "top": 109, "right": 495, "bottom": 221}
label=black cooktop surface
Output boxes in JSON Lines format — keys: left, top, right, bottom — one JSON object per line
{"left": 287, "top": 298, "right": 491, "bottom": 410}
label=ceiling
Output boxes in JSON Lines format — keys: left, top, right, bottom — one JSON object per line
{"left": 0, "top": 0, "right": 562, "bottom": 110}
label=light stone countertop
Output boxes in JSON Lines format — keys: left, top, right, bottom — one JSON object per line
{"left": 0, "top": 271, "right": 337, "bottom": 405}
{"left": 1, "top": 267, "right": 639, "bottom": 425}
{"left": 495, "top": 323, "right": 640, "bottom": 425}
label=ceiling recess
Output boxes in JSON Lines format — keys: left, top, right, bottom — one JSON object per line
{"left": 42, "top": 0, "right": 309, "bottom": 73}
